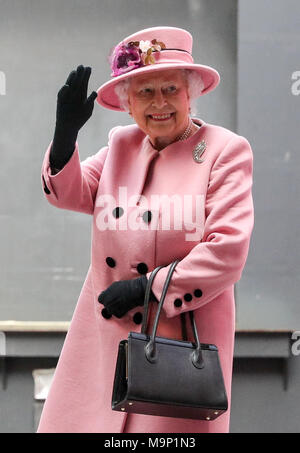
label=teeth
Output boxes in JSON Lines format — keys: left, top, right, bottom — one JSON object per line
{"left": 151, "top": 114, "right": 172, "bottom": 119}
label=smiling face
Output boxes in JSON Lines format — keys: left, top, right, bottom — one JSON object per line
{"left": 127, "top": 69, "right": 190, "bottom": 147}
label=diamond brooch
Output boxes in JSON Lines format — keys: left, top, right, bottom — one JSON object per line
{"left": 193, "top": 140, "right": 207, "bottom": 163}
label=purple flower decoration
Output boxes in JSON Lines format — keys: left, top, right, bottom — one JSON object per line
{"left": 109, "top": 42, "right": 142, "bottom": 77}
{"left": 109, "top": 39, "right": 167, "bottom": 77}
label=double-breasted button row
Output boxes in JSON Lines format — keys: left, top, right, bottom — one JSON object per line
{"left": 105, "top": 257, "right": 148, "bottom": 275}
{"left": 173, "top": 288, "right": 203, "bottom": 308}
{"left": 101, "top": 307, "right": 143, "bottom": 324}
{"left": 101, "top": 257, "right": 149, "bottom": 323}
{"left": 101, "top": 298, "right": 143, "bottom": 322}
{"left": 112, "top": 207, "right": 152, "bottom": 224}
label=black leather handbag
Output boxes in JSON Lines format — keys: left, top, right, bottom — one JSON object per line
{"left": 111, "top": 260, "right": 228, "bottom": 420}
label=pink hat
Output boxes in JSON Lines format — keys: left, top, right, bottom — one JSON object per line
{"left": 96, "top": 26, "right": 220, "bottom": 111}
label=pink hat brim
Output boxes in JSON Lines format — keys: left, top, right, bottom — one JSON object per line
{"left": 96, "top": 62, "right": 220, "bottom": 111}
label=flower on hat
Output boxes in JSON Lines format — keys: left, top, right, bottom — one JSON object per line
{"left": 139, "top": 40, "right": 152, "bottom": 53}
{"left": 109, "top": 42, "right": 142, "bottom": 77}
{"left": 109, "top": 38, "right": 166, "bottom": 77}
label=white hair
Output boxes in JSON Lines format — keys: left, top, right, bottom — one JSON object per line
{"left": 114, "top": 79, "right": 131, "bottom": 111}
{"left": 114, "top": 69, "right": 204, "bottom": 115}
{"left": 182, "top": 69, "right": 204, "bottom": 116}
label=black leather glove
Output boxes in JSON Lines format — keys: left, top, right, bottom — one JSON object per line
{"left": 50, "top": 65, "right": 97, "bottom": 171}
{"left": 98, "top": 275, "right": 158, "bottom": 318}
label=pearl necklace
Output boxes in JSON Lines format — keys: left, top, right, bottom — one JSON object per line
{"left": 148, "top": 118, "right": 201, "bottom": 151}
{"left": 175, "top": 118, "right": 194, "bottom": 142}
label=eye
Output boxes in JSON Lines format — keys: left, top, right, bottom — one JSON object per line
{"left": 164, "top": 85, "right": 178, "bottom": 94}
{"left": 139, "top": 87, "right": 153, "bottom": 95}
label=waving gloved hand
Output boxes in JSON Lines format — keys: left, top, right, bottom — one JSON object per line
{"left": 50, "top": 65, "right": 98, "bottom": 171}
{"left": 98, "top": 275, "right": 158, "bottom": 318}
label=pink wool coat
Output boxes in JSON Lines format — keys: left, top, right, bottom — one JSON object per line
{"left": 38, "top": 118, "right": 254, "bottom": 433}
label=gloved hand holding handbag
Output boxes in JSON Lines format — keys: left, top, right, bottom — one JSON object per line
{"left": 98, "top": 275, "right": 158, "bottom": 318}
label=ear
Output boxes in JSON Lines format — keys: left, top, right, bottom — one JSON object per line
{"left": 187, "top": 96, "right": 191, "bottom": 114}
{"left": 186, "top": 90, "right": 191, "bottom": 114}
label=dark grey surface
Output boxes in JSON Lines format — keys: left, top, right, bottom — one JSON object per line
{"left": 0, "top": 0, "right": 237, "bottom": 321}
{"left": 0, "top": 357, "right": 57, "bottom": 433}
{"left": 0, "top": 331, "right": 298, "bottom": 433}
{"left": 231, "top": 354, "right": 300, "bottom": 433}
{"left": 2, "top": 332, "right": 66, "bottom": 357}
{"left": 0, "top": 330, "right": 293, "bottom": 359}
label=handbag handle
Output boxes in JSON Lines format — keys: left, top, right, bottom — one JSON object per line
{"left": 142, "top": 260, "right": 204, "bottom": 369}
{"left": 141, "top": 264, "right": 167, "bottom": 334}
{"left": 141, "top": 263, "right": 189, "bottom": 340}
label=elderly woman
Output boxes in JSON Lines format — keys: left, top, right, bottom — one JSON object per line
{"left": 38, "top": 26, "right": 254, "bottom": 433}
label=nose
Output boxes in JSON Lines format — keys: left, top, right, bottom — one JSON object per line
{"left": 152, "top": 89, "right": 167, "bottom": 109}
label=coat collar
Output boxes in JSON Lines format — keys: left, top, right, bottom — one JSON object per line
{"left": 107, "top": 118, "right": 208, "bottom": 207}
{"left": 139, "top": 117, "right": 207, "bottom": 160}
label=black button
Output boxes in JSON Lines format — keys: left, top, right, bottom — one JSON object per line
{"left": 174, "top": 298, "right": 182, "bottom": 307}
{"left": 106, "top": 257, "right": 116, "bottom": 268}
{"left": 133, "top": 312, "right": 143, "bottom": 324}
{"left": 137, "top": 262, "right": 148, "bottom": 274}
{"left": 184, "top": 293, "right": 193, "bottom": 302}
{"left": 194, "top": 289, "right": 203, "bottom": 297}
{"left": 101, "top": 308, "right": 112, "bottom": 319}
{"left": 112, "top": 207, "right": 124, "bottom": 218}
{"left": 142, "top": 210, "right": 152, "bottom": 223}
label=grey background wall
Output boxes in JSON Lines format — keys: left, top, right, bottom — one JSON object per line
{"left": 236, "top": 0, "right": 300, "bottom": 330}
{"left": 0, "top": 0, "right": 299, "bottom": 433}
{"left": 0, "top": 0, "right": 237, "bottom": 322}
{"left": 232, "top": 0, "right": 300, "bottom": 432}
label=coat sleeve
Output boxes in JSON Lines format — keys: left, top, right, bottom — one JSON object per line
{"left": 146, "top": 134, "right": 255, "bottom": 318}
{"left": 40, "top": 127, "right": 119, "bottom": 214}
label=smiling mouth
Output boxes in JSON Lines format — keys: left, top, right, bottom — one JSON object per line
{"left": 148, "top": 113, "right": 175, "bottom": 121}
